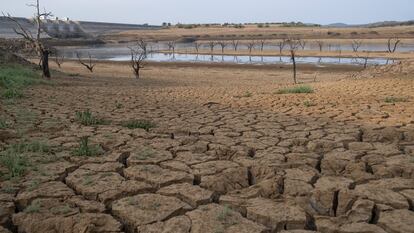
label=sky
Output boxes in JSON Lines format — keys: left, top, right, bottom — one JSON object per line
{"left": 2, "top": 0, "right": 413, "bottom": 25}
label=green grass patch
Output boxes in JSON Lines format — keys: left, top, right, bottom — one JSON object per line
{"left": 2, "top": 88, "right": 23, "bottom": 99}
{"left": 0, "top": 149, "right": 29, "bottom": 179}
{"left": 0, "top": 64, "right": 45, "bottom": 99}
{"left": 24, "top": 200, "right": 41, "bottom": 213}
{"left": 276, "top": 85, "right": 314, "bottom": 94}
{"left": 0, "top": 118, "right": 7, "bottom": 129}
{"left": 8, "top": 140, "right": 51, "bottom": 154}
{"left": 72, "top": 137, "right": 104, "bottom": 157}
{"left": 303, "top": 100, "right": 317, "bottom": 107}
{"left": 121, "top": 119, "right": 156, "bottom": 131}
{"left": 75, "top": 110, "right": 105, "bottom": 126}
{"left": 384, "top": 96, "right": 408, "bottom": 103}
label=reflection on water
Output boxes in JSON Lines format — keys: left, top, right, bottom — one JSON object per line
{"left": 60, "top": 45, "right": 395, "bottom": 66}
{"left": 97, "top": 52, "right": 394, "bottom": 66}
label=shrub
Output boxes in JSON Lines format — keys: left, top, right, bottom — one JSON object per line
{"left": 303, "top": 100, "right": 316, "bottom": 107}
{"left": 75, "top": 110, "right": 104, "bottom": 126}
{"left": 276, "top": 85, "right": 314, "bottom": 94}
{"left": 121, "top": 119, "right": 156, "bottom": 131}
{"left": 0, "top": 118, "right": 7, "bottom": 129}
{"left": 0, "top": 150, "right": 28, "bottom": 178}
{"left": 71, "top": 137, "right": 104, "bottom": 157}
{"left": 384, "top": 96, "right": 408, "bottom": 103}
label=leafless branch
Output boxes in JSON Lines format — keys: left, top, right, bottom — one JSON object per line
{"left": 128, "top": 45, "right": 147, "bottom": 79}
{"left": 231, "top": 40, "right": 239, "bottom": 51}
{"left": 275, "top": 39, "right": 287, "bottom": 54}
{"left": 316, "top": 40, "right": 324, "bottom": 52}
{"left": 217, "top": 41, "right": 227, "bottom": 53}
{"left": 387, "top": 37, "right": 401, "bottom": 53}
{"left": 352, "top": 40, "right": 363, "bottom": 52}
{"left": 76, "top": 52, "right": 95, "bottom": 72}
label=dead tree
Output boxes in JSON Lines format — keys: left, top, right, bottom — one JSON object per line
{"left": 3, "top": 0, "right": 52, "bottom": 78}
{"left": 352, "top": 40, "right": 363, "bottom": 52}
{"left": 137, "top": 39, "right": 148, "bottom": 55}
{"left": 194, "top": 42, "right": 201, "bottom": 53}
{"left": 316, "top": 40, "right": 324, "bottom": 52}
{"left": 53, "top": 49, "right": 64, "bottom": 68}
{"left": 276, "top": 39, "right": 287, "bottom": 54}
{"left": 217, "top": 41, "right": 227, "bottom": 53}
{"left": 299, "top": 40, "right": 307, "bottom": 50}
{"left": 128, "top": 46, "right": 147, "bottom": 79}
{"left": 208, "top": 41, "right": 216, "bottom": 52}
{"left": 247, "top": 41, "right": 256, "bottom": 54}
{"left": 231, "top": 40, "right": 239, "bottom": 51}
{"left": 287, "top": 39, "right": 301, "bottom": 84}
{"left": 387, "top": 37, "right": 401, "bottom": 53}
{"left": 259, "top": 40, "right": 266, "bottom": 51}
{"left": 76, "top": 52, "right": 95, "bottom": 73}
{"left": 167, "top": 41, "right": 176, "bottom": 54}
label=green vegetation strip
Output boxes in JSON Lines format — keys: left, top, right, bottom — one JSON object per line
{"left": 276, "top": 85, "right": 314, "bottom": 94}
{"left": 0, "top": 64, "right": 45, "bottom": 99}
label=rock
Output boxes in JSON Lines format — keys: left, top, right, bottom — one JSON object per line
{"left": 314, "top": 216, "right": 341, "bottom": 233}
{"left": 67, "top": 196, "right": 106, "bottom": 213}
{"left": 232, "top": 178, "right": 283, "bottom": 199}
{"left": 321, "top": 150, "right": 362, "bottom": 176}
{"left": 348, "top": 142, "right": 374, "bottom": 151}
{"left": 191, "top": 160, "right": 240, "bottom": 176}
{"left": 338, "top": 223, "right": 387, "bottom": 233}
{"left": 362, "top": 127, "right": 402, "bottom": 143}
{"left": 174, "top": 151, "right": 217, "bottom": 165}
{"left": 200, "top": 167, "right": 249, "bottom": 194}
{"left": 399, "top": 189, "right": 414, "bottom": 210}
{"left": 157, "top": 183, "right": 216, "bottom": 208}
{"left": 15, "top": 181, "right": 74, "bottom": 209}
{"left": 0, "top": 199, "right": 14, "bottom": 226}
{"left": 66, "top": 168, "right": 153, "bottom": 205}
{"left": 284, "top": 179, "right": 314, "bottom": 196}
{"left": 377, "top": 209, "right": 414, "bottom": 233}
{"left": 137, "top": 215, "right": 191, "bottom": 233}
{"left": 124, "top": 165, "right": 194, "bottom": 188}
{"left": 13, "top": 212, "right": 122, "bottom": 233}
{"left": 310, "top": 177, "right": 355, "bottom": 216}
{"left": 346, "top": 199, "right": 374, "bottom": 223}
{"left": 127, "top": 147, "right": 173, "bottom": 166}
{"left": 185, "top": 204, "right": 269, "bottom": 233}
{"left": 245, "top": 198, "right": 307, "bottom": 231}
{"left": 285, "top": 153, "right": 322, "bottom": 169}
{"left": 354, "top": 185, "right": 409, "bottom": 209}
{"left": 0, "top": 226, "right": 11, "bottom": 233}
{"left": 111, "top": 194, "right": 192, "bottom": 231}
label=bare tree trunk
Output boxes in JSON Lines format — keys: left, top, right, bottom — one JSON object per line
{"left": 291, "top": 50, "right": 297, "bottom": 84}
{"left": 42, "top": 50, "right": 51, "bottom": 78}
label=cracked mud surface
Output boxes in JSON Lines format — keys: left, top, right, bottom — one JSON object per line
{"left": 0, "top": 60, "right": 413, "bottom": 233}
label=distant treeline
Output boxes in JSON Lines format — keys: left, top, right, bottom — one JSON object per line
{"left": 162, "top": 21, "right": 321, "bottom": 29}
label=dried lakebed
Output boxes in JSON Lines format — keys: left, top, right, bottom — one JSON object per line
{"left": 0, "top": 62, "right": 413, "bottom": 233}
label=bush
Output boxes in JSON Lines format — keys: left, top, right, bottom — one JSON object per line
{"left": 72, "top": 137, "right": 104, "bottom": 157}
{"left": 276, "top": 85, "right": 314, "bottom": 94}
{"left": 384, "top": 96, "right": 408, "bottom": 103}
{"left": 0, "top": 149, "right": 29, "bottom": 178}
{"left": 0, "top": 118, "right": 7, "bottom": 129}
{"left": 75, "top": 110, "right": 104, "bottom": 126}
{"left": 121, "top": 119, "right": 156, "bottom": 131}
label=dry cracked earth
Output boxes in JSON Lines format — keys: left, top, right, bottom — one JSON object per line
{"left": 0, "top": 61, "right": 414, "bottom": 233}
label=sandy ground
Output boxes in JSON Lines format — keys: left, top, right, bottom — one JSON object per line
{"left": 0, "top": 60, "right": 414, "bottom": 233}
{"left": 105, "top": 25, "right": 414, "bottom": 42}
